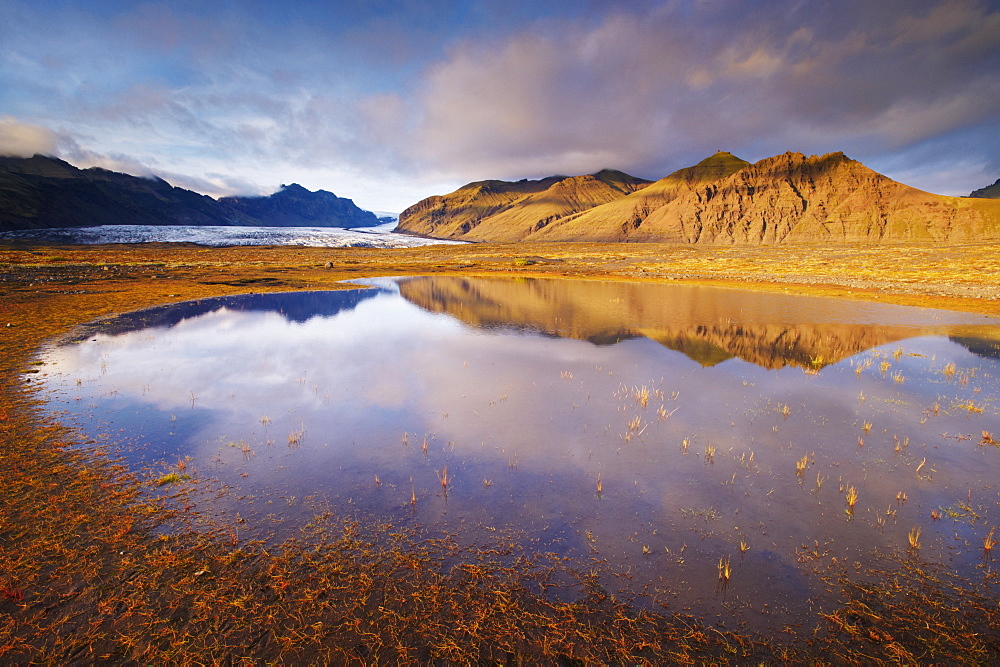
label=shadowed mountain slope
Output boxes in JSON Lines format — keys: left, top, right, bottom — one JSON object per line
{"left": 970, "top": 178, "right": 1000, "bottom": 199}
{"left": 0, "top": 155, "right": 379, "bottom": 231}
{"left": 0, "top": 155, "right": 233, "bottom": 230}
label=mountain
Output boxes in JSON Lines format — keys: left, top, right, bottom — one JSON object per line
{"left": 529, "top": 151, "right": 749, "bottom": 241}
{"left": 0, "top": 155, "right": 232, "bottom": 230}
{"left": 628, "top": 151, "right": 1000, "bottom": 243}
{"left": 395, "top": 175, "right": 562, "bottom": 239}
{"left": 395, "top": 169, "right": 651, "bottom": 240}
{"left": 0, "top": 155, "right": 379, "bottom": 232}
{"left": 398, "top": 151, "right": 1000, "bottom": 244}
{"left": 970, "top": 178, "right": 1000, "bottom": 199}
{"left": 219, "top": 183, "right": 378, "bottom": 228}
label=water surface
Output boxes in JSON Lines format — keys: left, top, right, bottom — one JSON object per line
{"left": 35, "top": 277, "right": 1000, "bottom": 629}
{"left": 0, "top": 223, "right": 460, "bottom": 248}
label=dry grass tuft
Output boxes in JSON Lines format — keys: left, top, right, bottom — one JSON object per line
{"left": 845, "top": 485, "right": 859, "bottom": 516}
{"left": 984, "top": 527, "right": 997, "bottom": 557}
{"left": 718, "top": 555, "right": 731, "bottom": 583}
{"left": 795, "top": 453, "right": 810, "bottom": 476}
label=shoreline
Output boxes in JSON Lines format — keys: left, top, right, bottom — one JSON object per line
{"left": 3, "top": 240, "right": 999, "bottom": 316}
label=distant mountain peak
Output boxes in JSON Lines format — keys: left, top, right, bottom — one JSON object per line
{"left": 274, "top": 183, "right": 343, "bottom": 200}
{"left": 591, "top": 168, "right": 636, "bottom": 179}
{"left": 663, "top": 151, "right": 750, "bottom": 186}
{"left": 220, "top": 184, "right": 376, "bottom": 228}
{"left": 0, "top": 156, "right": 380, "bottom": 231}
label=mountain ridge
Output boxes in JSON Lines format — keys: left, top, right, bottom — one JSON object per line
{"left": 396, "top": 151, "right": 1000, "bottom": 244}
{"left": 629, "top": 151, "right": 1000, "bottom": 244}
{"left": 0, "top": 155, "right": 380, "bottom": 232}
{"left": 6, "top": 151, "right": 999, "bottom": 242}
{"left": 528, "top": 151, "right": 750, "bottom": 241}
{"left": 970, "top": 178, "right": 1000, "bottom": 199}
{"left": 396, "top": 170, "right": 651, "bottom": 240}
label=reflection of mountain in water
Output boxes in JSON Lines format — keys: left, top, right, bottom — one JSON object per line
{"left": 397, "top": 276, "right": 998, "bottom": 370}
{"left": 950, "top": 336, "right": 1000, "bottom": 361}
{"left": 61, "top": 278, "right": 1000, "bottom": 370}
{"left": 66, "top": 288, "right": 381, "bottom": 341}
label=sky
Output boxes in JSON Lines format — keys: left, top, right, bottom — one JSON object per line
{"left": 1, "top": 0, "right": 999, "bottom": 214}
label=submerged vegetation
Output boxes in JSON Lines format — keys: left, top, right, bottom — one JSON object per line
{"left": 2, "top": 240, "right": 1000, "bottom": 661}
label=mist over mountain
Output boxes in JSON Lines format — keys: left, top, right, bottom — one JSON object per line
{"left": 397, "top": 152, "right": 1000, "bottom": 244}
{"left": 0, "top": 155, "right": 380, "bottom": 232}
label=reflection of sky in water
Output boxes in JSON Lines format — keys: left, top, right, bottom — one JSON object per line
{"left": 35, "top": 278, "right": 1000, "bottom": 630}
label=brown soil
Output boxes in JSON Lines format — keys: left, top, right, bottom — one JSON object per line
{"left": 1, "top": 239, "right": 998, "bottom": 662}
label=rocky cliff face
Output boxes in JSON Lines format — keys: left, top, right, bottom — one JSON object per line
{"left": 0, "top": 155, "right": 378, "bottom": 231}
{"left": 632, "top": 152, "right": 1000, "bottom": 243}
{"left": 397, "top": 151, "right": 1000, "bottom": 244}
{"left": 395, "top": 170, "right": 650, "bottom": 240}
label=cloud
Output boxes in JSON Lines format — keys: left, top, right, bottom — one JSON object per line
{"left": 2, "top": 0, "right": 997, "bottom": 206}
{"left": 166, "top": 172, "right": 269, "bottom": 199}
{"left": 0, "top": 116, "right": 60, "bottom": 157}
{"left": 403, "top": 0, "right": 1000, "bottom": 184}
{"left": 60, "top": 144, "right": 158, "bottom": 178}
{"left": 407, "top": 13, "right": 697, "bottom": 178}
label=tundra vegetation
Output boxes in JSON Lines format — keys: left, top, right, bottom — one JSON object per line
{"left": 1, "top": 239, "right": 999, "bottom": 662}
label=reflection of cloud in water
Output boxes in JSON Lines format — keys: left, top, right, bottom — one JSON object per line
{"left": 52, "top": 294, "right": 457, "bottom": 415}
{"left": 36, "top": 279, "right": 1000, "bottom": 631}
{"left": 42, "top": 283, "right": 1000, "bottom": 492}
